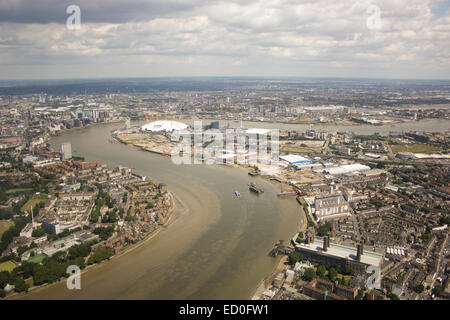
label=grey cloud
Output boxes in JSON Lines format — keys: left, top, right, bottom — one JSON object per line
{"left": 0, "top": 0, "right": 204, "bottom": 23}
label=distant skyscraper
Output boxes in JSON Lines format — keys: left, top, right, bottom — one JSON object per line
{"left": 61, "top": 142, "right": 72, "bottom": 160}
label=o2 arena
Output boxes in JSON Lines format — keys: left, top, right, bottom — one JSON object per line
{"left": 140, "top": 120, "right": 189, "bottom": 132}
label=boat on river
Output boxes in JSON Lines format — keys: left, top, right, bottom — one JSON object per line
{"left": 248, "top": 182, "right": 264, "bottom": 195}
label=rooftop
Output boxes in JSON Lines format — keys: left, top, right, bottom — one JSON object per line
{"left": 141, "top": 120, "right": 188, "bottom": 132}
{"left": 315, "top": 164, "right": 371, "bottom": 175}
{"left": 280, "top": 154, "right": 312, "bottom": 164}
{"left": 297, "top": 237, "right": 384, "bottom": 267}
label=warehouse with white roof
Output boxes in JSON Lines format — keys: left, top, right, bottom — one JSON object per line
{"left": 280, "top": 154, "right": 312, "bottom": 165}
{"left": 314, "top": 163, "right": 371, "bottom": 175}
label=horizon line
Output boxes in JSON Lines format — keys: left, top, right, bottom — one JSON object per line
{"left": 1, "top": 75, "right": 450, "bottom": 83}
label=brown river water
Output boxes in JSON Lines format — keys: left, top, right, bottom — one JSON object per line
{"left": 22, "top": 118, "right": 449, "bottom": 299}
{"left": 22, "top": 122, "right": 303, "bottom": 299}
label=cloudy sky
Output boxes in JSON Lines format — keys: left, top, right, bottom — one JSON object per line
{"left": 0, "top": 0, "right": 449, "bottom": 80}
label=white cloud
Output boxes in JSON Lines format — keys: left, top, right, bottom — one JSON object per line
{"left": 0, "top": 0, "right": 448, "bottom": 79}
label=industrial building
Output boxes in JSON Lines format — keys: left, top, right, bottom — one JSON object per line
{"left": 42, "top": 221, "right": 61, "bottom": 235}
{"left": 280, "top": 154, "right": 312, "bottom": 165}
{"left": 315, "top": 163, "right": 371, "bottom": 175}
{"left": 295, "top": 236, "right": 384, "bottom": 274}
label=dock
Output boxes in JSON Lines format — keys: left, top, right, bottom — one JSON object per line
{"left": 268, "top": 240, "right": 293, "bottom": 257}
{"left": 277, "top": 191, "right": 298, "bottom": 198}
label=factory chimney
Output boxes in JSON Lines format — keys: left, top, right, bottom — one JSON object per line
{"left": 323, "top": 237, "right": 328, "bottom": 252}
{"left": 356, "top": 244, "right": 362, "bottom": 262}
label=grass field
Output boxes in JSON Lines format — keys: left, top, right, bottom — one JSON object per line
{"left": 5, "top": 188, "right": 32, "bottom": 194}
{"left": 281, "top": 146, "right": 315, "bottom": 153}
{"left": 28, "top": 254, "right": 46, "bottom": 264}
{"left": 0, "top": 260, "right": 17, "bottom": 272}
{"left": 21, "top": 198, "right": 47, "bottom": 213}
{"left": 0, "top": 219, "right": 13, "bottom": 238}
{"left": 390, "top": 143, "right": 441, "bottom": 154}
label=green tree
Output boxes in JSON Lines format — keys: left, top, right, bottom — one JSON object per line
{"left": 93, "top": 226, "right": 115, "bottom": 240}
{"left": 413, "top": 284, "right": 424, "bottom": 294}
{"left": 303, "top": 268, "right": 316, "bottom": 281}
{"left": 0, "top": 271, "right": 10, "bottom": 288}
{"left": 318, "top": 221, "right": 332, "bottom": 236}
{"left": 108, "top": 210, "right": 118, "bottom": 223}
{"left": 328, "top": 268, "right": 338, "bottom": 282}
{"left": 68, "top": 243, "right": 91, "bottom": 259}
{"left": 87, "top": 246, "right": 114, "bottom": 265}
{"left": 289, "top": 251, "right": 303, "bottom": 266}
{"left": 32, "top": 227, "right": 46, "bottom": 238}
{"left": 317, "top": 265, "right": 327, "bottom": 278}
{"left": 13, "top": 278, "right": 29, "bottom": 292}
{"left": 89, "top": 209, "right": 100, "bottom": 223}
{"left": 432, "top": 285, "right": 442, "bottom": 297}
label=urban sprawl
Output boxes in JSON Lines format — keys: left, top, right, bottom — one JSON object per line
{"left": 0, "top": 79, "right": 449, "bottom": 300}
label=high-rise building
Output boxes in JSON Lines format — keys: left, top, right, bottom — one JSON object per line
{"left": 42, "top": 221, "right": 61, "bottom": 235}
{"left": 61, "top": 142, "right": 72, "bottom": 160}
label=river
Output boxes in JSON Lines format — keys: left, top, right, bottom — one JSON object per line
{"left": 23, "top": 122, "right": 304, "bottom": 299}
{"left": 22, "top": 118, "right": 448, "bottom": 299}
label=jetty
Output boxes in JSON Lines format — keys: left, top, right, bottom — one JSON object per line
{"left": 277, "top": 191, "right": 298, "bottom": 198}
{"left": 268, "top": 240, "right": 293, "bottom": 257}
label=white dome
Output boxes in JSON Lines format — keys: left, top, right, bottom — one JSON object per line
{"left": 141, "top": 120, "right": 188, "bottom": 132}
